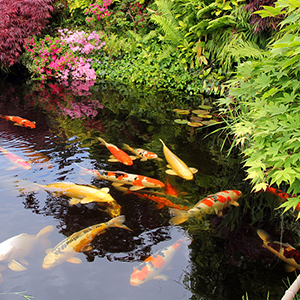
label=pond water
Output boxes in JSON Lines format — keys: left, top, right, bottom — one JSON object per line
{"left": 0, "top": 75, "right": 298, "bottom": 300}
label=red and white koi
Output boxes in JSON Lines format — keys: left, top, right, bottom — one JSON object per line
{"left": 257, "top": 229, "right": 300, "bottom": 272}
{"left": 169, "top": 190, "right": 242, "bottom": 225}
{"left": 130, "top": 239, "right": 183, "bottom": 286}
{"left": 75, "top": 163, "right": 165, "bottom": 191}
{"left": 98, "top": 137, "right": 135, "bottom": 166}
{"left": 43, "top": 216, "right": 131, "bottom": 269}
{"left": 122, "top": 143, "right": 162, "bottom": 161}
{"left": 0, "top": 115, "right": 36, "bottom": 129}
{"left": 0, "top": 146, "right": 31, "bottom": 170}
{"left": 159, "top": 139, "right": 198, "bottom": 180}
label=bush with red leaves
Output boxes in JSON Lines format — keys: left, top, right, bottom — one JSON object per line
{"left": 0, "top": 0, "right": 53, "bottom": 67}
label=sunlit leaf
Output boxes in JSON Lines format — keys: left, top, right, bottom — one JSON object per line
{"left": 174, "top": 109, "right": 190, "bottom": 115}
{"left": 198, "top": 105, "right": 212, "bottom": 110}
{"left": 190, "top": 116, "right": 202, "bottom": 122}
{"left": 201, "top": 120, "right": 220, "bottom": 125}
{"left": 198, "top": 114, "right": 212, "bottom": 118}
{"left": 192, "top": 109, "right": 210, "bottom": 115}
{"left": 174, "top": 119, "right": 189, "bottom": 124}
{"left": 187, "top": 121, "right": 203, "bottom": 127}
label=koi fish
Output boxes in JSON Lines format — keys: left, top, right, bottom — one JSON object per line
{"left": 0, "top": 115, "right": 36, "bottom": 128}
{"left": 169, "top": 190, "right": 242, "bottom": 225}
{"left": 159, "top": 139, "right": 198, "bottom": 180}
{"left": 43, "top": 216, "right": 131, "bottom": 269}
{"left": 22, "top": 147, "right": 52, "bottom": 169}
{"left": 97, "top": 200, "right": 121, "bottom": 218}
{"left": 257, "top": 229, "right": 300, "bottom": 272}
{"left": 98, "top": 137, "right": 136, "bottom": 166}
{"left": 36, "top": 182, "right": 116, "bottom": 205}
{"left": 130, "top": 239, "right": 183, "bottom": 286}
{"left": 75, "top": 164, "right": 165, "bottom": 191}
{"left": 164, "top": 176, "right": 179, "bottom": 197}
{"left": 122, "top": 144, "right": 162, "bottom": 161}
{"left": 0, "top": 146, "right": 31, "bottom": 170}
{"left": 0, "top": 225, "right": 54, "bottom": 271}
{"left": 119, "top": 187, "right": 189, "bottom": 210}
{"left": 265, "top": 186, "right": 300, "bottom": 211}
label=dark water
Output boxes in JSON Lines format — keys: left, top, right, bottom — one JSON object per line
{"left": 0, "top": 76, "right": 298, "bottom": 300}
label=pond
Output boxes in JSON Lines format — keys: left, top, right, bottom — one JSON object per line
{"left": 0, "top": 74, "right": 299, "bottom": 300}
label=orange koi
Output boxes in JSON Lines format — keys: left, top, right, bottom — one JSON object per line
{"left": 122, "top": 144, "right": 162, "bottom": 161}
{"left": 122, "top": 188, "right": 189, "bottom": 210}
{"left": 0, "top": 146, "right": 31, "bottom": 170}
{"left": 164, "top": 176, "right": 179, "bottom": 197}
{"left": 75, "top": 164, "right": 165, "bottom": 191}
{"left": 98, "top": 137, "right": 135, "bottom": 166}
{"left": 265, "top": 186, "right": 300, "bottom": 211}
{"left": 0, "top": 115, "right": 36, "bottom": 128}
{"left": 257, "top": 229, "right": 300, "bottom": 272}
{"left": 169, "top": 190, "right": 242, "bottom": 225}
{"left": 130, "top": 239, "right": 183, "bottom": 286}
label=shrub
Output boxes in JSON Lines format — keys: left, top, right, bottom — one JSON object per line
{"left": 0, "top": 0, "right": 53, "bottom": 68}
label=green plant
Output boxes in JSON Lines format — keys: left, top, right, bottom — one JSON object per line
{"left": 218, "top": 0, "right": 300, "bottom": 217}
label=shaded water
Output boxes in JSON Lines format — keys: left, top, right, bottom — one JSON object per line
{"left": 0, "top": 76, "right": 298, "bottom": 300}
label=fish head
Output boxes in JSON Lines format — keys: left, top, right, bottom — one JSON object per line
{"left": 0, "top": 244, "right": 13, "bottom": 262}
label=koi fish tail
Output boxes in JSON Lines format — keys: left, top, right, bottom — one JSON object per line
{"left": 37, "top": 225, "right": 55, "bottom": 249}
{"left": 98, "top": 137, "right": 106, "bottom": 146}
{"left": 257, "top": 229, "right": 271, "bottom": 243}
{"left": 169, "top": 208, "right": 190, "bottom": 225}
{"left": 108, "top": 215, "right": 132, "bottom": 231}
{"left": 122, "top": 143, "right": 134, "bottom": 152}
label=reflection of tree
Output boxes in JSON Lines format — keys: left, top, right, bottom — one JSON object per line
{"left": 21, "top": 188, "right": 172, "bottom": 264}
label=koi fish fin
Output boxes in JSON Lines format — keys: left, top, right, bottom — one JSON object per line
{"left": 69, "top": 198, "right": 82, "bottom": 205}
{"left": 140, "top": 158, "right": 148, "bottom": 161}
{"left": 129, "top": 186, "right": 145, "bottom": 191}
{"left": 156, "top": 203, "right": 165, "bottom": 209}
{"left": 122, "top": 144, "right": 134, "bottom": 152}
{"left": 13, "top": 123, "right": 22, "bottom": 126}
{"left": 169, "top": 208, "right": 190, "bottom": 225}
{"left": 6, "top": 166, "right": 17, "bottom": 171}
{"left": 82, "top": 245, "right": 93, "bottom": 252}
{"left": 155, "top": 157, "right": 164, "bottom": 161}
{"left": 165, "top": 169, "right": 178, "bottom": 176}
{"left": 8, "top": 260, "right": 27, "bottom": 271}
{"left": 257, "top": 229, "right": 271, "bottom": 243}
{"left": 230, "top": 201, "right": 240, "bottom": 207}
{"left": 189, "top": 167, "right": 198, "bottom": 174}
{"left": 284, "top": 264, "right": 296, "bottom": 272}
{"left": 129, "top": 155, "right": 138, "bottom": 161}
{"left": 112, "top": 183, "right": 124, "bottom": 187}
{"left": 108, "top": 158, "right": 120, "bottom": 163}
{"left": 80, "top": 197, "right": 95, "bottom": 204}
{"left": 113, "top": 185, "right": 129, "bottom": 193}
{"left": 45, "top": 248, "right": 53, "bottom": 254}
{"left": 100, "top": 187, "right": 110, "bottom": 193}
{"left": 217, "top": 211, "right": 223, "bottom": 217}
{"left": 154, "top": 274, "right": 168, "bottom": 281}
{"left": 108, "top": 215, "right": 132, "bottom": 231}
{"left": 67, "top": 257, "right": 82, "bottom": 264}
{"left": 37, "top": 225, "right": 54, "bottom": 239}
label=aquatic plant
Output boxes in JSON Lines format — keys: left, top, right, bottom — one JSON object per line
{"left": 0, "top": 0, "right": 53, "bottom": 68}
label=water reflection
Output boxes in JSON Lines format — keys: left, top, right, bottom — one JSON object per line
{"left": 1, "top": 76, "right": 298, "bottom": 300}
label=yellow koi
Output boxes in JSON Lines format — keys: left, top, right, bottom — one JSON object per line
{"left": 43, "top": 216, "right": 131, "bottom": 269}
{"left": 159, "top": 139, "right": 197, "bottom": 180}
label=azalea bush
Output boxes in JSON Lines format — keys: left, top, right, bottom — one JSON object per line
{"left": 218, "top": 0, "right": 300, "bottom": 217}
{"left": 22, "top": 29, "right": 105, "bottom": 82}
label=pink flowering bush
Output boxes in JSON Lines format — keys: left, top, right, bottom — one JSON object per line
{"left": 22, "top": 29, "right": 105, "bottom": 82}
{"left": 84, "top": 0, "right": 113, "bottom": 24}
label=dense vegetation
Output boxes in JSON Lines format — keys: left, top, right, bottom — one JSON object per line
{"left": 2, "top": 0, "right": 300, "bottom": 218}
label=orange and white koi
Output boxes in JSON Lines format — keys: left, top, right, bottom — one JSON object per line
{"left": 43, "top": 216, "right": 131, "bottom": 269}
{"left": 36, "top": 182, "right": 116, "bottom": 205}
{"left": 98, "top": 137, "right": 135, "bottom": 166}
{"left": 0, "top": 115, "right": 36, "bottom": 129}
{"left": 257, "top": 229, "right": 300, "bottom": 272}
{"left": 75, "top": 164, "right": 165, "bottom": 191}
{"left": 0, "top": 146, "right": 31, "bottom": 170}
{"left": 169, "top": 190, "right": 242, "bottom": 225}
{"left": 130, "top": 239, "right": 183, "bottom": 286}
{"left": 122, "top": 144, "right": 162, "bottom": 161}
{"left": 159, "top": 139, "right": 198, "bottom": 180}
{"left": 264, "top": 186, "right": 300, "bottom": 211}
